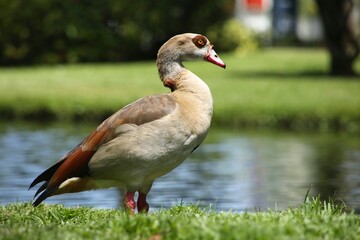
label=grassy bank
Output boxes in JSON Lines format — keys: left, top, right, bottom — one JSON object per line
{"left": 0, "top": 48, "right": 359, "bottom": 132}
{"left": 1, "top": 198, "right": 359, "bottom": 240}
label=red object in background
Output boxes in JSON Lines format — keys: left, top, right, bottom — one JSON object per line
{"left": 244, "top": 0, "right": 263, "bottom": 11}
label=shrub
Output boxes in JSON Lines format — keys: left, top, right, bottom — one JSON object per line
{"left": 206, "top": 19, "right": 260, "bottom": 53}
{"left": 0, "top": 0, "right": 234, "bottom": 65}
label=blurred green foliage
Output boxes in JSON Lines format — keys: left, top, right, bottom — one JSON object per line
{"left": 0, "top": 0, "right": 233, "bottom": 65}
{"left": 298, "top": 0, "right": 319, "bottom": 17}
{"left": 206, "top": 19, "right": 259, "bottom": 53}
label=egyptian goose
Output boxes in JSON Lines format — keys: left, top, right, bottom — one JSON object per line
{"left": 29, "top": 33, "right": 226, "bottom": 213}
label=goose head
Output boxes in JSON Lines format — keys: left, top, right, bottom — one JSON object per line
{"left": 156, "top": 33, "right": 226, "bottom": 86}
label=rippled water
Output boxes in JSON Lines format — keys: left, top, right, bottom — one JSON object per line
{"left": 0, "top": 122, "right": 359, "bottom": 212}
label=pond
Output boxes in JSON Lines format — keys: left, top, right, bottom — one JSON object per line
{"left": 0, "top": 122, "right": 359, "bottom": 212}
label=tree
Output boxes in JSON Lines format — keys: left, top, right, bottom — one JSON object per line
{"left": 0, "top": 0, "right": 233, "bottom": 65}
{"left": 316, "top": 0, "right": 359, "bottom": 76}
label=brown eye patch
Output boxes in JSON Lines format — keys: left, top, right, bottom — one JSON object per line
{"left": 192, "top": 35, "right": 207, "bottom": 48}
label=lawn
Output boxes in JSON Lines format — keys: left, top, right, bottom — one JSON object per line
{"left": 0, "top": 48, "right": 359, "bottom": 132}
{"left": 1, "top": 198, "right": 359, "bottom": 240}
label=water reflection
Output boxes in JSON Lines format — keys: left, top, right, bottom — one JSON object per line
{"left": 0, "top": 122, "right": 359, "bottom": 212}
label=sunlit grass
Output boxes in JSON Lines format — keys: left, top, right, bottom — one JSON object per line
{"left": 1, "top": 197, "right": 359, "bottom": 240}
{"left": 0, "top": 48, "right": 359, "bottom": 131}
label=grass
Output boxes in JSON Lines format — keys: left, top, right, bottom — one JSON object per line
{"left": 1, "top": 197, "right": 359, "bottom": 240}
{"left": 0, "top": 48, "right": 359, "bottom": 132}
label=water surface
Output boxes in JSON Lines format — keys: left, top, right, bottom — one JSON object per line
{"left": 0, "top": 122, "right": 359, "bottom": 212}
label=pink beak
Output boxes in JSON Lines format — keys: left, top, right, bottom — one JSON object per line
{"left": 205, "top": 48, "right": 226, "bottom": 69}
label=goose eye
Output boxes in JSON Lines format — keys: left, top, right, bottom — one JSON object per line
{"left": 192, "top": 35, "right": 207, "bottom": 48}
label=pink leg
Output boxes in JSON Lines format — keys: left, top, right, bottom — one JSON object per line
{"left": 137, "top": 192, "right": 149, "bottom": 213}
{"left": 123, "top": 192, "right": 136, "bottom": 214}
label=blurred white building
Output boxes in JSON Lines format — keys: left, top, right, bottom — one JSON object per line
{"left": 234, "top": 0, "right": 273, "bottom": 34}
{"left": 234, "top": 0, "right": 323, "bottom": 42}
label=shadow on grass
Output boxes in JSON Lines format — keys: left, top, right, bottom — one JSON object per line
{"left": 228, "top": 70, "right": 359, "bottom": 81}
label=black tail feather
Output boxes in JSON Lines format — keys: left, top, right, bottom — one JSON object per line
{"left": 29, "top": 160, "right": 65, "bottom": 207}
{"left": 32, "top": 187, "right": 57, "bottom": 207}
{"left": 29, "top": 161, "right": 64, "bottom": 190}
{"left": 34, "top": 182, "right": 48, "bottom": 199}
